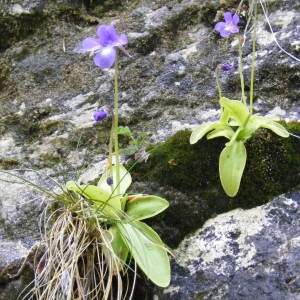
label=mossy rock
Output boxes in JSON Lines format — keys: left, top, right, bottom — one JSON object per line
{"left": 0, "top": 13, "right": 45, "bottom": 52}
{"left": 131, "top": 122, "right": 300, "bottom": 247}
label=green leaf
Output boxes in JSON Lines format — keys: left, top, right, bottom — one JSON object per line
{"left": 121, "top": 194, "right": 128, "bottom": 211}
{"left": 190, "top": 122, "right": 217, "bottom": 144}
{"left": 238, "top": 116, "right": 289, "bottom": 141}
{"left": 237, "top": 116, "right": 262, "bottom": 141}
{"left": 118, "top": 126, "right": 132, "bottom": 137}
{"left": 125, "top": 195, "right": 169, "bottom": 221}
{"left": 66, "top": 181, "right": 121, "bottom": 218}
{"left": 253, "top": 116, "right": 289, "bottom": 138}
{"left": 108, "top": 225, "right": 129, "bottom": 264}
{"left": 117, "top": 221, "right": 170, "bottom": 287}
{"left": 206, "top": 124, "right": 234, "bottom": 140}
{"left": 98, "top": 165, "right": 132, "bottom": 198}
{"left": 220, "top": 97, "right": 249, "bottom": 125}
{"left": 66, "top": 181, "right": 110, "bottom": 202}
{"left": 220, "top": 107, "right": 230, "bottom": 123}
{"left": 219, "top": 141, "right": 247, "bottom": 197}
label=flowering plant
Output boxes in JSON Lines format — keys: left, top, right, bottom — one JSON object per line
{"left": 0, "top": 24, "right": 170, "bottom": 300}
{"left": 190, "top": 7, "right": 290, "bottom": 197}
{"left": 16, "top": 24, "right": 170, "bottom": 300}
{"left": 68, "top": 24, "right": 171, "bottom": 295}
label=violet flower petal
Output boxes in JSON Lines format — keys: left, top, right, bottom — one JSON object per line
{"left": 97, "top": 25, "right": 119, "bottom": 47}
{"left": 219, "top": 30, "right": 231, "bottom": 38}
{"left": 93, "top": 47, "right": 116, "bottom": 69}
{"left": 231, "top": 26, "right": 239, "bottom": 33}
{"left": 224, "top": 12, "right": 233, "bottom": 23}
{"left": 82, "top": 37, "right": 101, "bottom": 52}
{"left": 116, "top": 34, "right": 128, "bottom": 46}
{"left": 214, "top": 22, "right": 226, "bottom": 32}
{"left": 232, "top": 14, "right": 240, "bottom": 25}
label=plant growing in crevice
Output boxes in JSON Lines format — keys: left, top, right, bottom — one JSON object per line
{"left": 57, "top": 24, "right": 171, "bottom": 297}
{"left": 190, "top": 1, "right": 291, "bottom": 197}
{"left": 2, "top": 24, "right": 170, "bottom": 300}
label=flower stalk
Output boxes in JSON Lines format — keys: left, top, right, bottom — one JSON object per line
{"left": 249, "top": 0, "right": 258, "bottom": 115}
{"left": 238, "top": 37, "right": 246, "bottom": 105}
{"left": 113, "top": 55, "right": 121, "bottom": 195}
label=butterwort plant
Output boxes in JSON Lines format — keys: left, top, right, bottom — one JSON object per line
{"left": 10, "top": 24, "right": 170, "bottom": 300}
{"left": 190, "top": 6, "right": 289, "bottom": 197}
{"left": 21, "top": 24, "right": 171, "bottom": 300}
{"left": 80, "top": 23, "right": 171, "bottom": 290}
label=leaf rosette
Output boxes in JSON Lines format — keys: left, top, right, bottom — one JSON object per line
{"left": 190, "top": 97, "right": 289, "bottom": 197}
{"left": 66, "top": 164, "right": 170, "bottom": 287}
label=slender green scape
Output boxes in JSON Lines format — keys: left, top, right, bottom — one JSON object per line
{"left": 113, "top": 56, "right": 121, "bottom": 196}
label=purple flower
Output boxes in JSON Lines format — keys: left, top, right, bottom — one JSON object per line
{"left": 93, "top": 110, "right": 107, "bottom": 122}
{"left": 221, "top": 63, "right": 234, "bottom": 71}
{"left": 214, "top": 12, "right": 240, "bottom": 38}
{"left": 82, "top": 24, "right": 128, "bottom": 69}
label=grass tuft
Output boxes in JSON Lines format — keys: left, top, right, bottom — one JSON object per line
{"left": 20, "top": 193, "right": 134, "bottom": 300}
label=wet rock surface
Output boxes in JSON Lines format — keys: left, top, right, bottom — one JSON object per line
{"left": 157, "top": 190, "right": 300, "bottom": 300}
{"left": 0, "top": 0, "right": 299, "bottom": 298}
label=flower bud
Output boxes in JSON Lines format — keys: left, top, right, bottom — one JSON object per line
{"left": 93, "top": 110, "right": 107, "bottom": 122}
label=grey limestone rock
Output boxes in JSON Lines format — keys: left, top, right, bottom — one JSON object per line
{"left": 157, "top": 190, "right": 300, "bottom": 300}
{"left": 0, "top": 170, "right": 54, "bottom": 299}
{"left": 0, "top": 0, "right": 299, "bottom": 168}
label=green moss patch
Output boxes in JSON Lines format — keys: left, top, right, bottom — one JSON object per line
{"left": 131, "top": 123, "right": 300, "bottom": 246}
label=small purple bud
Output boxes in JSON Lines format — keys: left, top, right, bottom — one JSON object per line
{"left": 93, "top": 110, "right": 107, "bottom": 122}
{"left": 221, "top": 64, "right": 234, "bottom": 71}
{"left": 106, "top": 177, "right": 113, "bottom": 185}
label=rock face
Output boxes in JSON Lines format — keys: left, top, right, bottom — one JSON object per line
{"left": 157, "top": 190, "right": 300, "bottom": 300}
{"left": 0, "top": 169, "right": 61, "bottom": 300}
{"left": 0, "top": 0, "right": 299, "bottom": 169}
{"left": 0, "top": 0, "right": 299, "bottom": 299}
